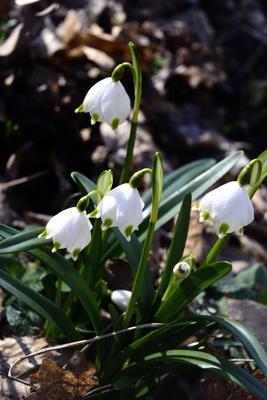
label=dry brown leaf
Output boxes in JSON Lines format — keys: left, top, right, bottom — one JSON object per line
{"left": 202, "top": 370, "right": 264, "bottom": 400}
{"left": 27, "top": 353, "right": 98, "bottom": 400}
{"left": 82, "top": 46, "right": 115, "bottom": 69}
{"left": 175, "top": 63, "right": 225, "bottom": 88}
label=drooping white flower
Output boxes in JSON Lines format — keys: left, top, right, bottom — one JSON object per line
{"left": 15, "top": 0, "right": 41, "bottom": 6}
{"left": 197, "top": 181, "right": 254, "bottom": 237}
{"left": 76, "top": 77, "right": 131, "bottom": 130}
{"left": 111, "top": 290, "right": 131, "bottom": 311}
{"left": 96, "top": 183, "right": 144, "bottom": 240}
{"left": 39, "top": 207, "right": 92, "bottom": 260}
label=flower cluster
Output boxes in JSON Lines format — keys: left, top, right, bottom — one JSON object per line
{"left": 40, "top": 183, "right": 144, "bottom": 260}
{"left": 40, "top": 73, "right": 256, "bottom": 262}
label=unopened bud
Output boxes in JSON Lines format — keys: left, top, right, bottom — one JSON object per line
{"left": 173, "top": 262, "right": 191, "bottom": 280}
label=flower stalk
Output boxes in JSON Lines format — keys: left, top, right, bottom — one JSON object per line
{"left": 123, "top": 153, "right": 163, "bottom": 327}
{"left": 119, "top": 42, "right": 142, "bottom": 184}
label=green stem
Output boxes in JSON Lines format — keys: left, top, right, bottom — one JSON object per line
{"left": 85, "top": 219, "right": 103, "bottom": 288}
{"left": 123, "top": 221, "right": 155, "bottom": 327}
{"left": 55, "top": 277, "right": 62, "bottom": 308}
{"left": 45, "top": 277, "right": 62, "bottom": 338}
{"left": 111, "top": 62, "right": 135, "bottom": 82}
{"left": 119, "top": 43, "right": 142, "bottom": 184}
{"left": 201, "top": 235, "right": 229, "bottom": 267}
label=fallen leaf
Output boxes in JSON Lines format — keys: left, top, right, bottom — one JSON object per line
{"left": 28, "top": 352, "right": 98, "bottom": 400}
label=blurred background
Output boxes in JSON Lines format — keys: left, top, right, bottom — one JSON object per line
{"left": 1, "top": 0, "right": 267, "bottom": 218}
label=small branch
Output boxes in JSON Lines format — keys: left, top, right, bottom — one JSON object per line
{"left": 9, "top": 323, "right": 163, "bottom": 380}
{"left": 0, "top": 170, "right": 48, "bottom": 190}
{"left": 0, "top": 371, "right": 31, "bottom": 387}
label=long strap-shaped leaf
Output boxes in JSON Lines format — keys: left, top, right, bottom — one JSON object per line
{"left": 142, "top": 151, "right": 242, "bottom": 235}
{"left": 0, "top": 225, "right": 102, "bottom": 334}
{"left": 113, "top": 228, "right": 154, "bottom": 313}
{"left": 124, "top": 349, "right": 267, "bottom": 399}
{"left": 0, "top": 269, "right": 80, "bottom": 340}
{"left": 142, "top": 159, "right": 215, "bottom": 206}
{"left": 156, "top": 261, "right": 232, "bottom": 322}
{"left": 154, "top": 193, "right": 191, "bottom": 304}
{"left": 0, "top": 226, "right": 48, "bottom": 253}
{"left": 191, "top": 315, "right": 267, "bottom": 380}
{"left": 102, "top": 152, "right": 242, "bottom": 261}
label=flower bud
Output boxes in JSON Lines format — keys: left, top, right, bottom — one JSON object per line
{"left": 173, "top": 262, "right": 191, "bottom": 280}
{"left": 76, "top": 77, "right": 131, "bottom": 130}
{"left": 111, "top": 289, "right": 132, "bottom": 311}
{"left": 95, "top": 183, "right": 144, "bottom": 241}
{"left": 197, "top": 181, "right": 254, "bottom": 238}
{"left": 38, "top": 207, "right": 92, "bottom": 260}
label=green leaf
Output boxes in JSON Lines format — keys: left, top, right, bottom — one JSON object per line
{"left": 142, "top": 159, "right": 214, "bottom": 207}
{"left": 0, "top": 226, "right": 49, "bottom": 254}
{"left": 194, "top": 314, "right": 267, "bottom": 379}
{"left": 30, "top": 249, "right": 102, "bottom": 333}
{"left": 0, "top": 255, "right": 24, "bottom": 276}
{"left": 0, "top": 225, "right": 102, "bottom": 334}
{"left": 155, "top": 193, "right": 191, "bottom": 302}
{"left": 142, "top": 151, "right": 242, "bottom": 235}
{"left": 150, "top": 152, "right": 163, "bottom": 223}
{"left": 71, "top": 171, "right": 96, "bottom": 195}
{"left": 156, "top": 261, "right": 232, "bottom": 322}
{"left": 125, "top": 349, "right": 267, "bottom": 399}
{"left": 113, "top": 229, "right": 154, "bottom": 312}
{"left": 0, "top": 269, "right": 80, "bottom": 340}
{"left": 103, "top": 152, "right": 242, "bottom": 261}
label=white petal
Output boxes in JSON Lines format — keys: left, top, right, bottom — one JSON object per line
{"left": 111, "top": 290, "right": 131, "bottom": 311}
{"left": 45, "top": 207, "right": 92, "bottom": 257}
{"left": 100, "top": 81, "right": 131, "bottom": 127}
{"left": 46, "top": 207, "right": 78, "bottom": 239}
{"left": 109, "top": 184, "right": 144, "bottom": 237}
{"left": 98, "top": 194, "right": 118, "bottom": 227}
{"left": 63, "top": 213, "right": 92, "bottom": 252}
{"left": 199, "top": 181, "right": 254, "bottom": 235}
{"left": 15, "top": 0, "right": 41, "bottom": 5}
{"left": 83, "top": 77, "right": 112, "bottom": 114}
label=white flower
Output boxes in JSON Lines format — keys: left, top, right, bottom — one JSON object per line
{"left": 96, "top": 183, "right": 144, "bottom": 240}
{"left": 197, "top": 181, "right": 254, "bottom": 237}
{"left": 77, "top": 77, "right": 131, "bottom": 130}
{"left": 111, "top": 290, "right": 131, "bottom": 311}
{"left": 15, "top": 0, "right": 41, "bottom": 5}
{"left": 39, "top": 207, "right": 92, "bottom": 260}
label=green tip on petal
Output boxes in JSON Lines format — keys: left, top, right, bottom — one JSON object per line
{"left": 52, "top": 241, "right": 61, "bottom": 253}
{"left": 111, "top": 117, "right": 120, "bottom": 130}
{"left": 72, "top": 248, "right": 81, "bottom": 261}
{"left": 218, "top": 223, "right": 229, "bottom": 238}
{"left": 124, "top": 224, "right": 133, "bottom": 239}
{"left": 104, "top": 218, "right": 113, "bottom": 229}
{"left": 38, "top": 228, "right": 47, "bottom": 239}
{"left": 237, "top": 227, "right": 244, "bottom": 236}
{"left": 91, "top": 113, "right": 100, "bottom": 125}
{"left": 199, "top": 210, "right": 210, "bottom": 222}
{"left": 75, "top": 103, "right": 84, "bottom": 113}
